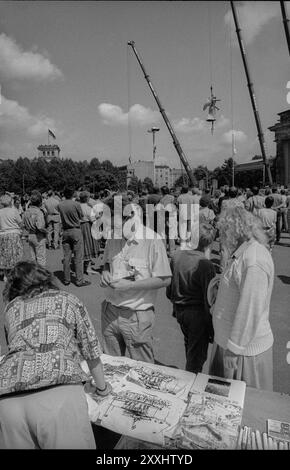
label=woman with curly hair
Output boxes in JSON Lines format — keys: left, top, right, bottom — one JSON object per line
{"left": 0, "top": 261, "right": 111, "bottom": 449}
{"left": 209, "top": 206, "right": 274, "bottom": 391}
{"left": 0, "top": 194, "right": 23, "bottom": 281}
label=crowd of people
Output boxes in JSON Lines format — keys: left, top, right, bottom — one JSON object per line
{"left": 0, "top": 181, "right": 289, "bottom": 448}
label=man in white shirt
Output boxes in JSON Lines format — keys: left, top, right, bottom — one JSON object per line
{"left": 100, "top": 196, "right": 172, "bottom": 363}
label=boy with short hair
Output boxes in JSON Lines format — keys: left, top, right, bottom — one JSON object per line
{"left": 167, "top": 223, "right": 216, "bottom": 373}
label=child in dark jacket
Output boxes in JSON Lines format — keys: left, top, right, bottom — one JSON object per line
{"left": 167, "top": 223, "right": 216, "bottom": 373}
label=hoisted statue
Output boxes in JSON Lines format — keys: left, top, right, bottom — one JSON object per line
{"left": 203, "top": 86, "right": 221, "bottom": 134}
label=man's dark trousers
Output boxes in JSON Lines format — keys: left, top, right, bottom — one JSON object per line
{"left": 175, "top": 306, "right": 212, "bottom": 374}
{"left": 62, "top": 228, "right": 84, "bottom": 284}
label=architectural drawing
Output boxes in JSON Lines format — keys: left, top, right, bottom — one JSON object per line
{"left": 170, "top": 392, "right": 243, "bottom": 449}
{"left": 87, "top": 381, "right": 187, "bottom": 446}
{"left": 127, "top": 365, "right": 190, "bottom": 396}
{"left": 104, "top": 363, "right": 132, "bottom": 380}
{"left": 101, "top": 354, "right": 196, "bottom": 399}
{"left": 103, "top": 390, "right": 171, "bottom": 428}
{"left": 84, "top": 361, "right": 246, "bottom": 448}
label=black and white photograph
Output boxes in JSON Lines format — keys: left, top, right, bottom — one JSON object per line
{"left": 0, "top": 0, "right": 289, "bottom": 454}
{"left": 205, "top": 378, "right": 231, "bottom": 397}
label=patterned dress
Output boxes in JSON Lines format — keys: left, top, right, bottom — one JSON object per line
{"left": 0, "top": 207, "right": 23, "bottom": 270}
{"left": 0, "top": 290, "right": 102, "bottom": 396}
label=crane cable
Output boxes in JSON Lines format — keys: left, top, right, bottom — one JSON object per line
{"left": 207, "top": 2, "right": 213, "bottom": 90}
{"left": 126, "top": 45, "right": 133, "bottom": 166}
{"left": 229, "top": 18, "right": 235, "bottom": 186}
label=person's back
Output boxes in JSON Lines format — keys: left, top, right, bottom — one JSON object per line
{"left": 280, "top": 190, "right": 287, "bottom": 208}
{"left": 58, "top": 187, "right": 90, "bottom": 287}
{"left": 23, "top": 205, "right": 46, "bottom": 234}
{"left": 271, "top": 190, "right": 282, "bottom": 209}
{"left": 58, "top": 198, "right": 83, "bottom": 229}
{"left": 159, "top": 193, "right": 175, "bottom": 208}
{"left": 169, "top": 249, "right": 215, "bottom": 311}
{"left": 258, "top": 208, "right": 276, "bottom": 229}
{"left": 44, "top": 194, "right": 60, "bottom": 216}
{"left": 199, "top": 207, "right": 215, "bottom": 224}
{"left": 1, "top": 289, "right": 91, "bottom": 395}
{"left": 147, "top": 187, "right": 161, "bottom": 206}
{"left": 177, "top": 188, "right": 195, "bottom": 206}
{"left": 167, "top": 223, "right": 216, "bottom": 373}
{"left": 0, "top": 206, "right": 22, "bottom": 233}
{"left": 245, "top": 187, "right": 265, "bottom": 214}
{"left": 199, "top": 196, "right": 215, "bottom": 224}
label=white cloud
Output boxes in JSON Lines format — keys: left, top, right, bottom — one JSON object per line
{"left": 173, "top": 117, "right": 206, "bottom": 133}
{"left": 0, "top": 94, "right": 56, "bottom": 138}
{"left": 98, "top": 103, "right": 160, "bottom": 127}
{"left": 215, "top": 115, "right": 231, "bottom": 129}
{"left": 225, "top": 2, "right": 280, "bottom": 45}
{"left": 222, "top": 129, "right": 248, "bottom": 145}
{"left": 0, "top": 33, "right": 63, "bottom": 81}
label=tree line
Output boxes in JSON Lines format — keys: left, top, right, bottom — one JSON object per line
{"left": 0, "top": 157, "right": 127, "bottom": 195}
{"left": 0, "top": 155, "right": 271, "bottom": 195}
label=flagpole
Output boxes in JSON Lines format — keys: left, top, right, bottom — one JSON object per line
{"left": 48, "top": 129, "right": 50, "bottom": 146}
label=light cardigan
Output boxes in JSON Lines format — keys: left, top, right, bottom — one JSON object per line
{"left": 212, "top": 239, "right": 274, "bottom": 356}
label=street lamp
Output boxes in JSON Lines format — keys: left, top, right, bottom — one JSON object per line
{"left": 147, "top": 127, "right": 160, "bottom": 185}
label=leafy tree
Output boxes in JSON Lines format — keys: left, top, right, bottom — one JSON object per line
{"left": 89, "top": 158, "right": 101, "bottom": 172}
{"left": 0, "top": 156, "right": 131, "bottom": 195}
{"left": 0, "top": 159, "right": 16, "bottom": 192}
{"left": 213, "top": 158, "right": 236, "bottom": 187}
{"left": 101, "top": 160, "right": 115, "bottom": 173}
{"left": 174, "top": 174, "right": 189, "bottom": 188}
{"left": 127, "top": 175, "right": 138, "bottom": 193}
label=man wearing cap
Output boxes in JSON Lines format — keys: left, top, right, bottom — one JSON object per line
{"left": 100, "top": 195, "right": 172, "bottom": 363}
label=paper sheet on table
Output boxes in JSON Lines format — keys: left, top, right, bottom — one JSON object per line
{"left": 168, "top": 373, "right": 246, "bottom": 449}
{"left": 84, "top": 355, "right": 196, "bottom": 446}
{"left": 190, "top": 373, "right": 246, "bottom": 407}
{"left": 100, "top": 354, "right": 196, "bottom": 399}
{"left": 92, "top": 382, "right": 187, "bottom": 446}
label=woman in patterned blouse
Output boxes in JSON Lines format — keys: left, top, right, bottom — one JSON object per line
{"left": 0, "top": 261, "right": 111, "bottom": 449}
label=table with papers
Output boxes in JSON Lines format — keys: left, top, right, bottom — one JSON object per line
{"left": 84, "top": 354, "right": 247, "bottom": 449}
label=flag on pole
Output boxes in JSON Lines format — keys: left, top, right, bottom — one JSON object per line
{"left": 48, "top": 129, "right": 56, "bottom": 140}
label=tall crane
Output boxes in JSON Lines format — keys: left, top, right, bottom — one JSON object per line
{"left": 280, "top": 1, "right": 290, "bottom": 57}
{"left": 127, "top": 41, "right": 196, "bottom": 186}
{"left": 230, "top": 1, "right": 273, "bottom": 186}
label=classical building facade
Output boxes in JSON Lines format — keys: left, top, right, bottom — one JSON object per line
{"left": 269, "top": 110, "right": 290, "bottom": 187}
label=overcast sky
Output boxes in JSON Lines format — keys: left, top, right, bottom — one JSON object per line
{"left": 0, "top": 1, "right": 289, "bottom": 170}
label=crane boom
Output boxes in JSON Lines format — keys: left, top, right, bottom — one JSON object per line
{"left": 280, "top": 1, "right": 290, "bottom": 57}
{"left": 230, "top": 2, "right": 273, "bottom": 186}
{"left": 127, "top": 41, "right": 196, "bottom": 186}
